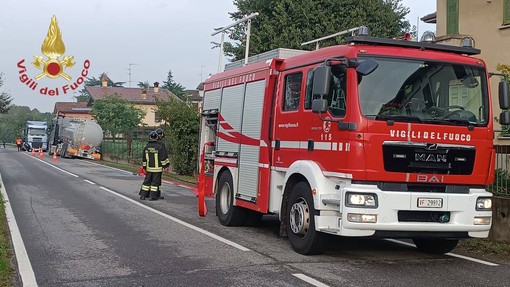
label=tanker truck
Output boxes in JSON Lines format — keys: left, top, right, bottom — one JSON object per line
{"left": 49, "top": 116, "right": 103, "bottom": 160}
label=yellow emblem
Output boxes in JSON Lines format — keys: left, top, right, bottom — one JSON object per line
{"left": 32, "top": 16, "right": 75, "bottom": 81}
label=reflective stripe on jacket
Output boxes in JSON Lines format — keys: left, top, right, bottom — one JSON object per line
{"left": 142, "top": 140, "right": 169, "bottom": 173}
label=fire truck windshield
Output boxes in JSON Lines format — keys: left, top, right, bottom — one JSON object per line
{"left": 358, "top": 57, "right": 489, "bottom": 127}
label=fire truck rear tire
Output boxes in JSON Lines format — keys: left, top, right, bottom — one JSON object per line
{"left": 216, "top": 171, "right": 246, "bottom": 226}
{"left": 412, "top": 238, "right": 459, "bottom": 254}
{"left": 286, "top": 182, "right": 325, "bottom": 255}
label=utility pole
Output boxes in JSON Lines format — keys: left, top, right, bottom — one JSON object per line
{"left": 200, "top": 65, "right": 206, "bottom": 82}
{"left": 128, "top": 63, "right": 137, "bottom": 87}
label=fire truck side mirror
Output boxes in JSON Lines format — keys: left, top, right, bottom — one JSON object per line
{"left": 356, "top": 58, "right": 379, "bottom": 76}
{"left": 499, "top": 80, "right": 510, "bottom": 110}
{"left": 312, "top": 66, "right": 331, "bottom": 97}
{"left": 500, "top": 111, "right": 510, "bottom": 125}
{"left": 312, "top": 99, "right": 328, "bottom": 113}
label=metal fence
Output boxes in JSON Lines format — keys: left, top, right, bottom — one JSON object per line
{"left": 488, "top": 145, "right": 510, "bottom": 197}
{"left": 100, "top": 128, "right": 153, "bottom": 165}
{"left": 99, "top": 134, "right": 510, "bottom": 197}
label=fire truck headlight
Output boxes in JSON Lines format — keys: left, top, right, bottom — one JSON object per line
{"left": 473, "top": 216, "right": 491, "bottom": 225}
{"left": 347, "top": 213, "right": 378, "bottom": 223}
{"left": 346, "top": 193, "right": 378, "bottom": 208}
{"left": 476, "top": 197, "right": 492, "bottom": 211}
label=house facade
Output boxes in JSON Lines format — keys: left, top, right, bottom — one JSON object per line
{"left": 53, "top": 102, "right": 94, "bottom": 119}
{"left": 431, "top": 0, "right": 510, "bottom": 143}
{"left": 85, "top": 78, "right": 180, "bottom": 127}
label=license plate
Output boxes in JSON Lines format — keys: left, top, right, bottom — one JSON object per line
{"left": 417, "top": 198, "right": 443, "bottom": 208}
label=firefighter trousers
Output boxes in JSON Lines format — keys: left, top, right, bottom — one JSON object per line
{"left": 139, "top": 171, "right": 162, "bottom": 199}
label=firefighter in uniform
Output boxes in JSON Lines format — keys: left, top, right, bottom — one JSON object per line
{"left": 154, "top": 128, "right": 168, "bottom": 200}
{"left": 139, "top": 131, "right": 170, "bottom": 200}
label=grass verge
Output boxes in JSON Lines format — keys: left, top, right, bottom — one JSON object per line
{"left": 0, "top": 187, "right": 15, "bottom": 286}
{"left": 457, "top": 238, "right": 510, "bottom": 256}
{"left": 97, "top": 160, "right": 196, "bottom": 186}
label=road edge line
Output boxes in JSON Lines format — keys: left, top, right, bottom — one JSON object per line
{"left": 292, "top": 273, "right": 330, "bottom": 287}
{"left": 0, "top": 173, "right": 38, "bottom": 286}
{"left": 386, "top": 239, "right": 499, "bottom": 266}
{"left": 99, "top": 186, "right": 250, "bottom": 252}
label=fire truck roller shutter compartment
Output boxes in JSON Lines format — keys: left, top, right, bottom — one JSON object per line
{"left": 203, "top": 89, "right": 221, "bottom": 111}
{"left": 238, "top": 79, "right": 266, "bottom": 200}
{"left": 218, "top": 84, "right": 245, "bottom": 154}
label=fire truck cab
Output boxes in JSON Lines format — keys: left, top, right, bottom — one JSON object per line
{"left": 198, "top": 28, "right": 510, "bottom": 255}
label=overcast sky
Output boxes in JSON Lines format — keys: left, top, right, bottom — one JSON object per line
{"left": 0, "top": 0, "right": 436, "bottom": 113}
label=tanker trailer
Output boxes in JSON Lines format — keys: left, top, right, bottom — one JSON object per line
{"left": 49, "top": 117, "right": 103, "bottom": 160}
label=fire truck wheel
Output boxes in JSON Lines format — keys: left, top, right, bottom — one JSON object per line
{"left": 216, "top": 171, "right": 246, "bottom": 226}
{"left": 286, "top": 182, "right": 325, "bottom": 255}
{"left": 412, "top": 238, "right": 459, "bottom": 254}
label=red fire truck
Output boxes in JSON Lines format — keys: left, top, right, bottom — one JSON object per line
{"left": 197, "top": 29, "right": 510, "bottom": 255}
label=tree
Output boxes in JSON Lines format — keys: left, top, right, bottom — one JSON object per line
{"left": 137, "top": 81, "right": 150, "bottom": 89}
{"left": 156, "top": 98, "right": 200, "bottom": 175}
{"left": 77, "top": 73, "right": 126, "bottom": 102}
{"left": 222, "top": 0, "right": 410, "bottom": 60}
{"left": 0, "top": 72, "right": 13, "bottom": 114}
{"left": 0, "top": 105, "right": 52, "bottom": 143}
{"left": 162, "top": 70, "right": 186, "bottom": 101}
{"left": 91, "top": 94, "right": 145, "bottom": 144}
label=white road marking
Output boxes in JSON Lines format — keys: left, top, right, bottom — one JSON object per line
{"left": 86, "top": 161, "right": 136, "bottom": 175}
{"left": 385, "top": 238, "right": 415, "bottom": 248}
{"left": 293, "top": 273, "right": 330, "bottom": 287}
{"left": 83, "top": 180, "right": 96, "bottom": 185}
{"left": 445, "top": 252, "right": 499, "bottom": 266}
{"left": 386, "top": 239, "right": 499, "bottom": 266}
{"left": 0, "top": 173, "right": 38, "bottom": 287}
{"left": 99, "top": 186, "right": 251, "bottom": 252}
{"left": 23, "top": 153, "right": 78, "bottom": 177}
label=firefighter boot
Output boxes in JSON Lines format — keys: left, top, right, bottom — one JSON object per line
{"left": 140, "top": 185, "right": 150, "bottom": 200}
{"left": 149, "top": 190, "right": 158, "bottom": 201}
{"left": 156, "top": 187, "right": 164, "bottom": 200}
{"left": 139, "top": 190, "right": 149, "bottom": 200}
{"left": 149, "top": 189, "right": 158, "bottom": 200}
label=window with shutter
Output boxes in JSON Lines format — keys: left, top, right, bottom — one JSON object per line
{"left": 447, "top": 0, "right": 459, "bottom": 35}
{"left": 504, "top": 0, "right": 510, "bottom": 25}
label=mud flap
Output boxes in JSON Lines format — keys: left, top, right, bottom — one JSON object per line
{"left": 198, "top": 143, "right": 211, "bottom": 217}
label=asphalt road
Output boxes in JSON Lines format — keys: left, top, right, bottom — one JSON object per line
{"left": 0, "top": 147, "right": 509, "bottom": 287}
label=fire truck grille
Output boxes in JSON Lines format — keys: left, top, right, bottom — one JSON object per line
{"left": 383, "top": 143, "right": 475, "bottom": 175}
{"left": 398, "top": 211, "right": 451, "bottom": 223}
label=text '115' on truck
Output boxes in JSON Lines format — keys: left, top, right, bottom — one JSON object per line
{"left": 48, "top": 116, "right": 103, "bottom": 160}
{"left": 197, "top": 27, "right": 510, "bottom": 255}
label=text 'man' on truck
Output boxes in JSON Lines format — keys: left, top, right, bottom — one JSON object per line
{"left": 49, "top": 116, "right": 103, "bottom": 160}
{"left": 197, "top": 28, "right": 510, "bottom": 255}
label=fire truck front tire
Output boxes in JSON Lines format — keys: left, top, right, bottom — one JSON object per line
{"left": 216, "top": 171, "right": 246, "bottom": 226}
{"left": 286, "top": 182, "right": 325, "bottom": 255}
{"left": 412, "top": 238, "right": 459, "bottom": 254}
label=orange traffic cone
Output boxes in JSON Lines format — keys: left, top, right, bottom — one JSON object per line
{"left": 52, "top": 150, "right": 58, "bottom": 162}
{"left": 31, "top": 148, "right": 35, "bottom": 156}
{"left": 39, "top": 148, "right": 43, "bottom": 159}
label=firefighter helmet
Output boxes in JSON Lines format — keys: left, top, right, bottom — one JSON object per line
{"left": 155, "top": 128, "right": 164, "bottom": 140}
{"left": 149, "top": 131, "right": 158, "bottom": 140}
